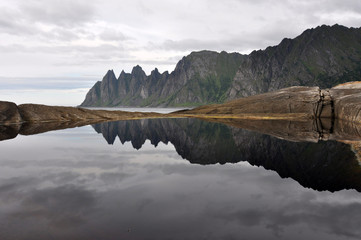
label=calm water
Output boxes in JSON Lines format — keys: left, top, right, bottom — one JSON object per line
{"left": 1, "top": 117, "right": 361, "bottom": 240}
{"left": 84, "top": 107, "right": 188, "bottom": 113}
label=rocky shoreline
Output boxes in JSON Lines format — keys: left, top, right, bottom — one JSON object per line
{"left": 178, "top": 83, "right": 361, "bottom": 124}
{"left": 0, "top": 83, "right": 360, "bottom": 135}
{"left": 0, "top": 102, "right": 174, "bottom": 125}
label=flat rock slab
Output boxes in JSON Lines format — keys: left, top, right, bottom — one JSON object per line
{"left": 330, "top": 88, "right": 361, "bottom": 123}
{"left": 181, "top": 86, "right": 321, "bottom": 119}
{"left": 18, "top": 104, "right": 166, "bottom": 123}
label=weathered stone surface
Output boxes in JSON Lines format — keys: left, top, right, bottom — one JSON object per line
{"left": 0, "top": 101, "right": 22, "bottom": 124}
{"left": 17, "top": 104, "right": 166, "bottom": 123}
{"left": 18, "top": 104, "right": 106, "bottom": 122}
{"left": 329, "top": 84, "right": 361, "bottom": 123}
{"left": 178, "top": 84, "right": 361, "bottom": 124}
{"left": 180, "top": 86, "right": 321, "bottom": 120}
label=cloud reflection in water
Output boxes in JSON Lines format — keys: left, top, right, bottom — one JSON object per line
{"left": 0, "top": 120, "right": 361, "bottom": 239}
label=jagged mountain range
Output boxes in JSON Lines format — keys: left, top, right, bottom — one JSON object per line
{"left": 81, "top": 24, "right": 361, "bottom": 107}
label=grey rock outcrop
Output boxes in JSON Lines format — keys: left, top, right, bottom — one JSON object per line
{"left": 179, "top": 83, "right": 361, "bottom": 127}
{"left": 330, "top": 82, "right": 361, "bottom": 123}
{"left": 182, "top": 86, "right": 322, "bottom": 119}
{"left": 0, "top": 101, "right": 22, "bottom": 124}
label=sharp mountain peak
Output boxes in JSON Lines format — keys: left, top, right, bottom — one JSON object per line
{"left": 81, "top": 24, "right": 361, "bottom": 107}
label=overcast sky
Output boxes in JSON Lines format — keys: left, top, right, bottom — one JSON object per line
{"left": 1, "top": 0, "right": 361, "bottom": 105}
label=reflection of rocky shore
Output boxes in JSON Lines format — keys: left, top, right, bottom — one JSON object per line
{"left": 1, "top": 114, "right": 361, "bottom": 192}
{"left": 200, "top": 117, "right": 361, "bottom": 143}
{"left": 0, "top": 120, "right": 107, "bottom": 141}
{"left": 92, "top": 118, "right": 361, "bottom": 193}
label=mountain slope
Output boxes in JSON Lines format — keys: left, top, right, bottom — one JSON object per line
{"left": 228, "top": 24, "right": 361, "bottom": 98}
{"left": 81, "top": 24, "right": 361, "bottom": 107}
{"left": 81, "top": 51, "right": 245, "bottom": 107}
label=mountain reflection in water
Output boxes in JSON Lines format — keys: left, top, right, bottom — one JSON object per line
{"left": 92, "top": 118, "right": 361, "bottom": 192}
{"left": 1, "top": 117, "right": 361, "bottom": 239}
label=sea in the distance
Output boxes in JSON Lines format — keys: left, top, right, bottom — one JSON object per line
{"left": 0, "top": 108, "right": 361, "bottom": 240}
{"left": 85, "top": 107, "right": 187, "bottom": 113}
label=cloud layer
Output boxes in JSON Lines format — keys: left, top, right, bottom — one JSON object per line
{"left": 0, "top": 0, "right": 361, "bottom": 104}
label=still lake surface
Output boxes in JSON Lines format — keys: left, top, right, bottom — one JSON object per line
{"left": 1, "top": 108, "right": 361, "bottom": 239}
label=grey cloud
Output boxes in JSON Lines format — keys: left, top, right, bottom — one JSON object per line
{"left": 161, "top": 39, "right": 216, "bottom": 51}
{"left": 0, "top": 8, "right": 38, "bottom": 36}
{"left": 151, "top": 37, "right": 272, "bottom": 54}
{"left": 0, "top": 17, "right": 18, "bottom": 32}
{"left": 287, "top": 0, "right": 361, "bottom": 14}
{"left": 0, "top": 42, "right": 130, "bottom": 65}
{"left": 227, "top": 0, "right": 361, "bottom": 14}
{"left": 118, "top": 58, "right": 178, "bottom": 67}
{"left": 149, "top": 38, "right": 235, "bottom": 52}
{"left": 331, "top": 0, "right": 361, "bottom": 13}
{"left": 0, "top": 21, "right": 82, "bottom": 42}
{"left": 0, "top": 44, "right": 29, "bottom": 53}
{"left": 42, "top": 27, "right": 81, "bottom": 42}
{"left": 19, "top": 0, "right": 96, "bottom": 27}
{"left": 136, "top": 0, "right": 155, "bottom": 16}
{"left": 54, "top": 44, "right": 128, "bottom": 60}
{"left": 0, "top": 0, "right": 96, "bottom": 39}
{"left": 99, "top": 29, "right": 131, "bottom": 42}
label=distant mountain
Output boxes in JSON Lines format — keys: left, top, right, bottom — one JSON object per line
{"left": 81, "top": 24, "right": 361, "bottom": 107}
{"left": 81, "top": 51, "right": 245, "bottom": 107}
{"left": 229, "top": 24, "right": 361, "bottom": 98}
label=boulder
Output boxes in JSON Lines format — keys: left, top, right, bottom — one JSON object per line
{"left": 0, "top": 101, "right": 22, "bottom": 124}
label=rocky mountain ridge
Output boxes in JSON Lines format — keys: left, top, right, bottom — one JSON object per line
{"left": 81, "top": 51, "right": 245, "bottom": 107}
{"left": 81, "top": 24, "right": 361, "bottom": 107}
{"left": 229, "top": 24, "right": 361, "bottom": 98}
